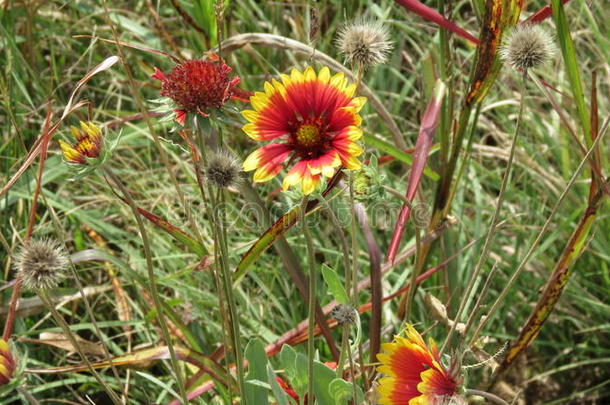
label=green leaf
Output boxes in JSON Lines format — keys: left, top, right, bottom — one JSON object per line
{"left": 321, "top": 264, "right": 349, "bottom": 305}
{"left": 233, "top": 206, "right": 300, "bottom": 283}
{"left": 364, "top": 133, "right": 439, "bottom": 181}
{"left": 328, "top": 378, "right": 365, "bottom": 405}
{"left": 279, "top": 345, "right": 307, "bottom": 399}
{"left": 312, "top": 361, "right": 336, "bottom": 405}
{"left": 267, "top": 364, "right": 290, "bottom": 405}
{"left": 127, "top": 203, "right": 207, "bottom": 257}
{"left": 244, "top": 339, "right": 269, "bottom": 405}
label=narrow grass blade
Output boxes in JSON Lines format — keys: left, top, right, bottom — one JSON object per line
{"left": 497, "top": 192, "right": 604, "bottom": 375}
{"left": 354, "top": 204, "right": 383, "bottom": 362}
{"left": 386, "top": 80, "right": 446, "bottom": 264}
{"left": 122, "top": 200, "right": 207, "bottom": 256}
{"left": 551, "top": 0, "right": 591, "bottom": 146}
{"left": 364, "top": 133, "right": 439, "bottom": 181}
{"left": 526, "top": 0, "right": 571, "bottom": 24}
{"left": 233, "top": 173, "right": 341, "bottom": 283}
{"left": 395, "top": 0, "right": 480, "bottom": 45}
{"left": 464, "top": 0, "right": 522, "bottom": 107}
{"left": 27, "top": 345, "right": 223, "bottom": 376}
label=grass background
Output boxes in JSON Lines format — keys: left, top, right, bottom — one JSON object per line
{"left": 1, "top": 0, "right": 609, "bottom": 403}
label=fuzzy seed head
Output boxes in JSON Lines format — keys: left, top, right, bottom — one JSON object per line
{"left": 330, "top": 304, "right": 357, "bottom": 326}
{"left": 13, "top": 238, "right": 69, "bottom": 291}
{"left": 500, "top": 24, "right": 555, "bottom": 71}
{"left": 336, "top": 19, "right": 393, "bottom": 69}
{"left": 204, "top": 151, "right": 242, "bottom": 188}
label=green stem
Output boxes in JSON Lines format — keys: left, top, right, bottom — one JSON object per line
{"left": 465, "top": 389, "right": 510, "bottom": 405}
{"left": 335, "top": 326, "right": 350, "bottom": 378}
{"left": 441, "top": 75, "right": 526, "bottom": 355}
{"left": 469, "top": 115, "right": 610, "bottom": 346}
{"left": 104, "top": 168, "right": 189, "bottom": 405}
{"left": 214, "top": 187, "right": 246, "bottom": 402}
{"left": 301, "top": 196, "right": 316, "bottom": 405}
{"left": 38, "top": 289, "right": 123, "bottom": 405}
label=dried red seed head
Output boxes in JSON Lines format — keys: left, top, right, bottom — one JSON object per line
{"left": 160, "top": 60, "right": 240, "bottom": 113}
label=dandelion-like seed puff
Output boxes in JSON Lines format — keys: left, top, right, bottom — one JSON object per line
{"left": 13, "top": 238, "right": 69, "bottom": 291}
{"left": 336, "top": 19, "right": 393, "bottom": 69}
{"left": 500, "top": 24, "right": 555, "bottom": 71}
{"left": 377, "top": 324, "right": 462, "bottom": 405}
{"left": 204, "top": 150, "right": 242, "bottom": 189}
{"left": 242, "top": 66, "right": 367, "bottom": 195}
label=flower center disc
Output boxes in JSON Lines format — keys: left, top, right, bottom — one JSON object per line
{"left": 295, "top": 124, "right": 321, "bottom": 148}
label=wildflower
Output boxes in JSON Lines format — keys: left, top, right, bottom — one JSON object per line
{"left": 331, "top": 304, "right": 357, "bottom": 326}
{"left": 204, "top": 150, "right": 242, "bottom": 188}
{"left": 58, "top": 121, "right": 103, "bottom": 165}
{"left": 0, "top": 339, "right": 14, "bottom": 385}
{"left": 336, "top": 19, "right": 393, "bottom": 69}
{"left": 377, "top": 324, "right": 462, "bottom": 405}
{"left": 242, "top": 66, "right": 366, "bottom": 195}
{"left": 500, "top": 24, "right": 555, "bottom": 71}
{"left": 276, "top": 376, "right": 299, "bottom": 402}
{"left": 152, "top": 57, "right": 248, "bottom": 125}
{"left": 13, "top": 238, "right": 69, "bottom": 291}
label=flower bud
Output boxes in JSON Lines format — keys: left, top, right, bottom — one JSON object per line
{"left": 59, "top": 121, "right": 103, "bottom": 165}
{"left": 0, "top": 339, "right": 15, "bottom": 385}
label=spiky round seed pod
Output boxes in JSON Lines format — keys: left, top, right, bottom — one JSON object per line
{"left": 0, "top": 339, "right": 15, "bottom": 385}
{"left": 500, "top": 24, "right": 555, "bottom": 71}
{"left": 330, "top": 304, "right": 357, "bottom": 326}
{"left": 13, "top": 238, "right": 69, "bottom": 291}
{"left": 336, "top": 18, "right": 393, "bottom": 69}
{"left": 204, "top": 151, "right": 242, "bottom": 188}
{"left": 154, "top": 60, "right": 240, "bottom": 113}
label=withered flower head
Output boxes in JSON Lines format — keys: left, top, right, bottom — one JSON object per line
{"left": 330, "top": 304, "right": 357, "bottom": 326}
{"left": 204, "top": 150, "right": 242, "bottom": 189}
{"left": 13, "top": 238, "right": 69, "bottom": 291}
{"left": 336, "top": 18, "right": 393, "bottom": 69}
{"left": 59, "top": 121, "right": 103, "bottom": 165}
{"left": 500, "top": 24, "right": 555, "bottom": 71}
{"left": 0, "top": 339, "right": 14, "bottom": 385}
{"left": 152, "top": 57, "right": 247, "bottom": 126}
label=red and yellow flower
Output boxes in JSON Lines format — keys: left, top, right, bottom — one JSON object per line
{"left": 152, "top": 56, "right": 250, "bottom": 125}
{"left": 0, "top": 339, "right": 15, "bottom": 385}
{"left": 59, "top": 121, "right": 103, "bottom": 165}
{"left": 242, "top": 66, "right": 366, "bottom": 195}
{"left": 377, "top": 324, "right": 461, "bottom": 405}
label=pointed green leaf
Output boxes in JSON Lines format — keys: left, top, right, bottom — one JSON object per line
{"left": 321, "top": 264, "right": 349, "bottom": 305}
{"left": 245, "top": 338, "right": 269, "bottom": 405}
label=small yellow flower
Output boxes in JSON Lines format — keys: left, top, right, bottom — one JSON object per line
{"left": 59, "top": 121, "right": 103, "bottom": 165}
